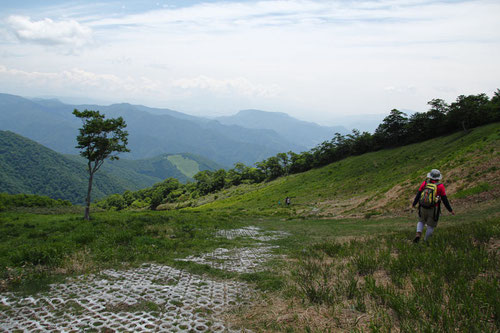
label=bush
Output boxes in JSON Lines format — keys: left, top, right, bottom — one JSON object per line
{"left": 10, "top": 243, "right": 66, "bottom": 266}
{"left": 130, "top": 199, "right": 150, "bottom": 209}
{"left": 0, "top": 193, "right": 72, "bottom": 209}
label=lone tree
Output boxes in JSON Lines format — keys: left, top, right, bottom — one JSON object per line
{"left": 73, "top": 109, "right": 129, "bottom": 220}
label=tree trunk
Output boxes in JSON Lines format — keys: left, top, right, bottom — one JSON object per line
{"left": 461, "top": 120, "right": 468, "bottom": 133}
{"left": 84, "top": 172, "right": 94, "bottom": 220}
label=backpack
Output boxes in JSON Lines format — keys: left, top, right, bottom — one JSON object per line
{"left": 419, "top": 182, "right": 439, "bottom": 208}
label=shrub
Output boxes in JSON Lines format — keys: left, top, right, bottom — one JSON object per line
{"left": 0, "top": 193, "right": 72, "bottom": 209}
{"left": 10, "top": 243, "right": 66, "bottom": 266}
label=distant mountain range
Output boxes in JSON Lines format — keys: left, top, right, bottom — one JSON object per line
{"left": 0, "top": 130, "right": 221, "bottom": 204}
{"left": 0, "top": 93, "right": 348, "bottom": 167}
{"left": 215, "top": 109, "right": 348, "bottom": 148}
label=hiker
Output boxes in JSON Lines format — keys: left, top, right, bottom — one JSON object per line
{"left": 412, "top": 169, "right": 455, "bottom": 243}
{"left": 285, "top": 197, "right": 291, "bottom": 206}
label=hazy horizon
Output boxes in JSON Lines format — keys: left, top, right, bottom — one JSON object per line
{"left": 1, "top": 0, "right": 499, "bottom": 126}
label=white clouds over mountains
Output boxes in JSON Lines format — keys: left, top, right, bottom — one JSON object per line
{"left": 0, "top": 65, "right": 159, "bottom": 97}
{"left": 0, "top": 65, "right": 276, "bottom": 103}
{"left": 0, "top": 0, "right": 499, "bottom": 122}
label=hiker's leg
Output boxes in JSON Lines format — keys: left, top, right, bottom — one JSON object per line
{"left": 414, "top": 221, "right": 424, "bottom": 243}
{"left": 424, "top": 226, "right": 434, "bottom": 241}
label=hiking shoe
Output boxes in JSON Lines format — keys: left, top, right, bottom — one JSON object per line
{"left": 413, "top": 235, "right": 420, "bottom": 243}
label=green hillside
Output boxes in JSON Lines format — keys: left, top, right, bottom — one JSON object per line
{"left": 113, "top": 152, "right": 222, "bottom": 182}
{"left": 0, "top": 131, "right": 134, "bottom": 204}
{"left": 66, "top": 152, "right": 222, "bottom": 184}
{"left": 192, "top": 123, "right": 500, "bottom": 216}
{"left": 0, "top": 131, "right": 218, "bottom": 204}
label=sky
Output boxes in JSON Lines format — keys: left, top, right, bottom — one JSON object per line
{"left": 0, "top": 0, "right": 499, "bottom": 125}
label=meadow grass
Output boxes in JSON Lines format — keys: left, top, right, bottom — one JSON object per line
{"left": 231, "top": 200, "right": 500, "bottom": 332}
{"left": 167, "top": 154, "right": 200, "bottom": 178}
{"left": 1, "top": 200, "right": 498, "bottom": 331}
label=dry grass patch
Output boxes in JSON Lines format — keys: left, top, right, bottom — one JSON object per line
{"left": 227, "top": 286, "right": 402, "bottom": 332}
{"left": 57, "top": 248, "right": 96, "bottom": 275}
{"left": 144, "top": 224, "right": 176, "bottom": 239}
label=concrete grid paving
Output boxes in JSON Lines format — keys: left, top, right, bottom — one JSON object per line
{"left": 176, "top": 245, "right": 280, "bottom": 273}
{"left": 0, "top": 226, "right": 289, "bottom": 332}
{"left": 215, "top": 226, "right": 290, "bottom": 242}
{"left": 178, "top": 226, "right": 290, "bottom": 273}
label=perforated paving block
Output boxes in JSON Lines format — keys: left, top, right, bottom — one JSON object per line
{"left": 216, "top": 226, "right": 290, "bottom": 241}
{"left": 179, "top": 226, "right": 289, "bottom": 273}
{"left": 177, "top": 245, "right": 280, "bottom": 273}
{"left": 0, "top": 264, "right": 253, "bottom": 332}
{"left": 0, "top": 226, "right": 289, "bottom": 332}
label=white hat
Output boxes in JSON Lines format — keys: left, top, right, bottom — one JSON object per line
{"left": 427, "top": 169, "right": 442, "bottom": 180}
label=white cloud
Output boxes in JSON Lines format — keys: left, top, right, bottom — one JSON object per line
{"left": 0, "top": 65, "right": 279, "bottom": 105}
{"left": 172, "top": 76, "right": 281, "bottom": 97}
{"left": 84, "top": 0, "right": 500, "bottom": 42}
{"left": 384, "top": 86, "right": 417, "bottom": 94}
{"left": 6, "top": 15, "right": 92, "bottom": 48}
{"left": 0, "top": 65, "right": 161, "bottom": 95}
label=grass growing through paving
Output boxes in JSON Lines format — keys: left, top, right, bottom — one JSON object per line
{"left": 0, "top": 209, "right": 248, "bottom": 293}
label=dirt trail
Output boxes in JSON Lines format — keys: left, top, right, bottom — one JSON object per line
{"left": 0, "top": 227, "right": 289, "bottom": 332}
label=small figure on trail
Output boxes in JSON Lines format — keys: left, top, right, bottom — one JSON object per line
{"left": 285, "top": 197, "right": 291, "bottom": 206}
{"left": 412, "top": 169, "right": 455, "bottom": 243}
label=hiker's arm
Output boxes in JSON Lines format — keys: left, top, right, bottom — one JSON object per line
{"left": 412, "top": 191, "right": 421, "bottom": 207}
{"left": 441, "top": 195, "right": 453, "bottom": 213}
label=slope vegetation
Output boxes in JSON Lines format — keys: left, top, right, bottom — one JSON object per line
{"left": 66, "top": 152, "right": 222, "bottom": 184}
{"left": 194, "top": 123, "right": 500, "bottom": 217}
{"left": 0, "top": 131, "right": 221, "bottom": 204}
{"left": 0, "top": 131, "right": 128, "bottom": 204}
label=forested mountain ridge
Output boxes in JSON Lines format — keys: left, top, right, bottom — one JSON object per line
{"left": 0, "top": 93, "right": 310, "bottom": 166}
{"left": 0, "top": 131, "right": 222, "bottom": 204}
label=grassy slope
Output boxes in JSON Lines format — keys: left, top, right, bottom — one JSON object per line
{"left": 167, "top": 155, "right": 200, "bottom": 178}
{"left": 194, "top": 123, "right": 500, "bottom": 217}
{"left": 66, "top": 152, "right": 224, "bottom": 186}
